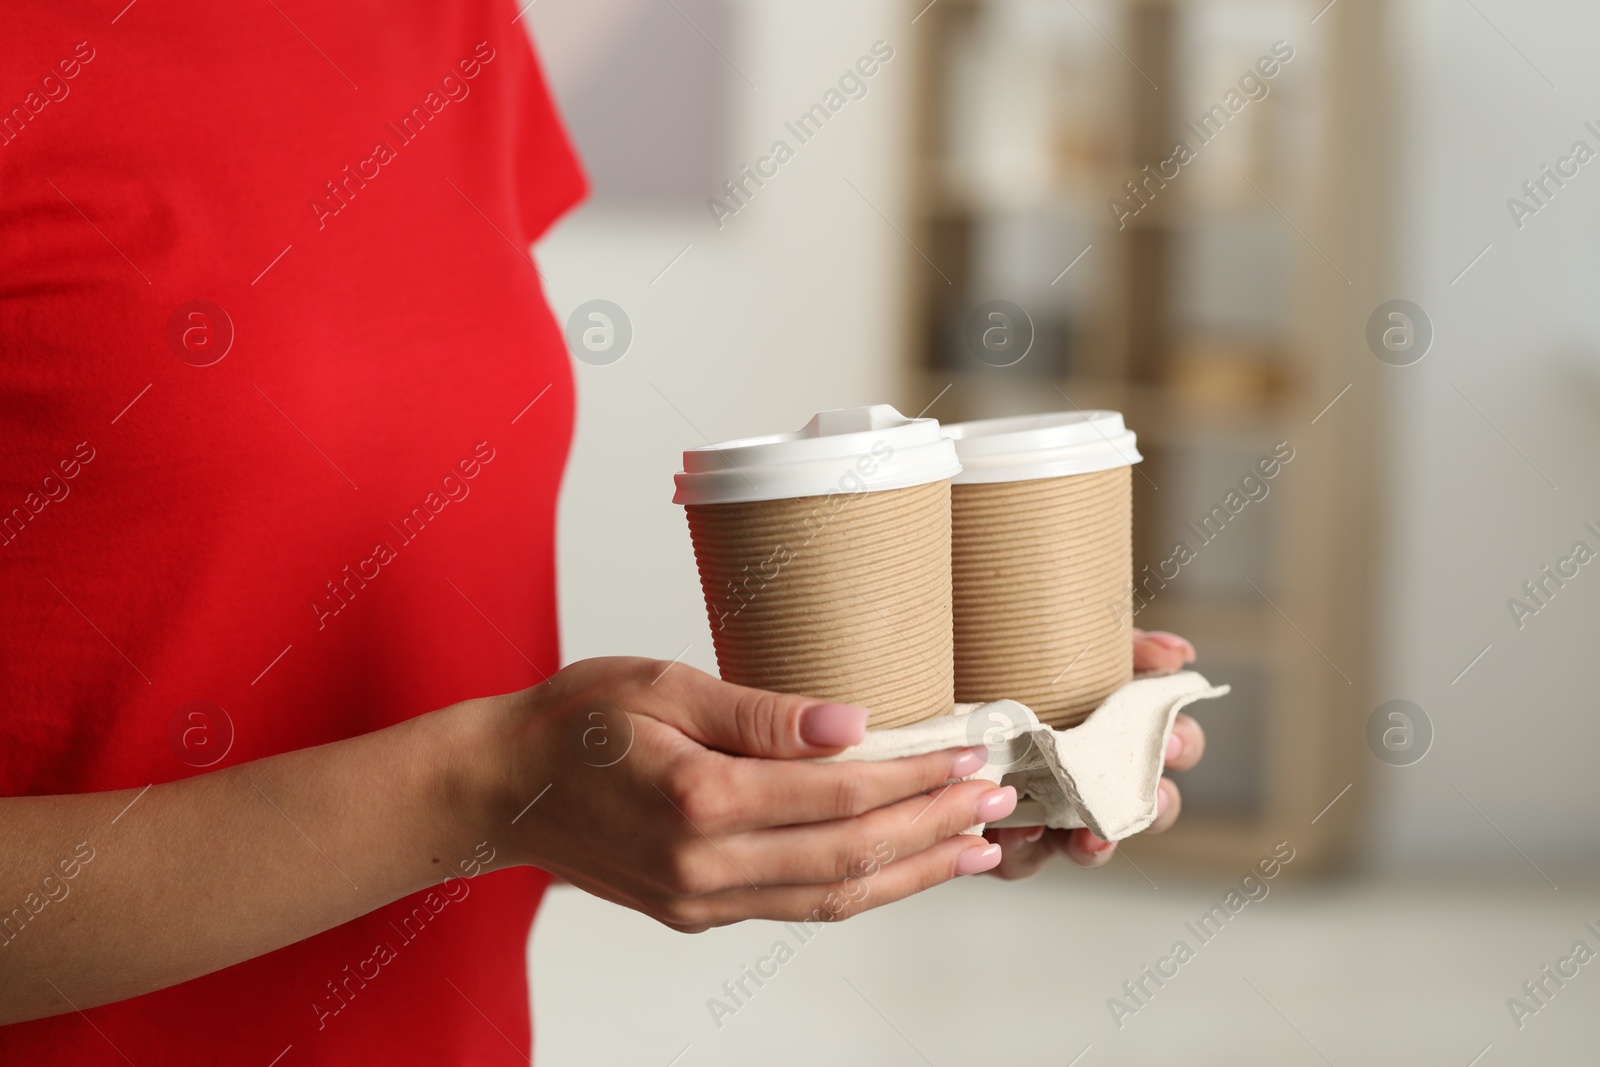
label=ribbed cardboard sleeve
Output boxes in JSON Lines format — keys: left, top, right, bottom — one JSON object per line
{"left": 684, "top": 479, "right": 954, "bottom": 729}
{"left": 951, "top": 466, "right": 1132, "bottom": 728}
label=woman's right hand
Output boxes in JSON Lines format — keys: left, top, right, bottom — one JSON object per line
{"left": 469, "top": 657, "right": 1014, "bottom": 932}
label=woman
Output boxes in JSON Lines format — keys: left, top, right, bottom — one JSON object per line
{"left": 0, "top": 2, "right": 1204, "bottom": 1060}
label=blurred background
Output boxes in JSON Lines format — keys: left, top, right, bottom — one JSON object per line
{"left": 522, "top": 0, "right": 1600, "bottom": 1062}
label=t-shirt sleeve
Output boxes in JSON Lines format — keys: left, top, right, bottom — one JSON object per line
{"left": 505, "top": 24, "right": 587, "bottom": 244}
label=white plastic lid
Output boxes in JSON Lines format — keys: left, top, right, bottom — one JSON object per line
{"left": 944, "top": 410, "right": 1141, "bottom": 484}
{"left": 672, "top": 404, "right": 963, "bottom": 506}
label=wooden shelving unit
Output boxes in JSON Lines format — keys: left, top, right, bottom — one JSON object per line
{"left": 904, "top": 0, "right": 1391, "bottom": 873}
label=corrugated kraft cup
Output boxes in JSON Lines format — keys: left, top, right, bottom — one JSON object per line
{"left": 674, "top": 405, "right": 963, "bottom": 729}
{"left": 945, "top": 411, "right": 1143, "bottom": 729}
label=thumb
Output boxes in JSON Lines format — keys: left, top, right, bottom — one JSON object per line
{"left": 654, "top": 668, "right": 870, "bottom": 759}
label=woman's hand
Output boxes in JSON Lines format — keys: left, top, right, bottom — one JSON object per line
{"left": 473, "top": 657, "right": 1015, "bottom": 931}
{"left": 982, "top": 629, "right": 1206, "bottom": 879}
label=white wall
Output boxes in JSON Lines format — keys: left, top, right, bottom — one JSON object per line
{"left": 1375, "top": 0, "right": 1600, "bottom": 867}
{"left": 530, "top": 0, "right": 917, "bottom": 675}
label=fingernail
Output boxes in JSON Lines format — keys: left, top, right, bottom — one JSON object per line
{"left": 950, "top": 747, "right": 987, "bottom": 778}
{"left": 800, "top": 703, "right": 869, "bottom": 747}
{"left": 1145, "top": 631, "right": 1196, "bottom": 662}
{"left": 975, "top": 785, "right": 1018, "bottom": 823}
{"left": 1157, "top": 784, "right": 1170, "bottom": 815}
{"left": 1085, "top": 831, "right": 1115, "bottom": 854}
{"left": 1022, "top": 825, "right": 1045, "bottom": 843}
{"left": 955, "top": 842, "right": 1002, "bottom": 875}
{"left": 1164, "top": 733, "right": 1183, "bottom": 763}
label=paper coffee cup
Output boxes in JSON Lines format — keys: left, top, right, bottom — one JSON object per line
{"left": 945, "top": 411, "right": 1142, "bottom": 729}
{"left": 673, "top": 406, "right": 962, "bottom": 728}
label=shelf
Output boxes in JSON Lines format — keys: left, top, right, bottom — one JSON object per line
{"left": 906, "top": 0, "right": 1383, "bottom": 873}
{"left": 916, "top": 163, "right": 1302, "bottom": 229}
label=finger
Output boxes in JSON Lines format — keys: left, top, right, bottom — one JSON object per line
{"left": 699, "top": 745, "right": 990, "bottom": 831}
{"left": 720, "top": 782, "right": 1015, "bottom": 886}
{"left": 680, "top": 835, "right": 1002, "bottom": 927}
{"left": 650, "top": 664, "right": 872, "bottom": 759}
{"left": 1163, "top": 713, "right": 1206, "bottom": 772}
{"left": 1145, "top": 778, "right": 1181, "bottom": 834}
{"left": 1054, "top": 827, "right": 1117, "bottom": 868}
{"left": 1132, "top": 629, "right": 1196, "bottom": 674}
{"left": 986, "top": 825, "right": 1052, "bottom": 880}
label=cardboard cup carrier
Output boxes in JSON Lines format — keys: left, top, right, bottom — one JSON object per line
{"left": 673, "top": 406, "right": 961, "bottom": 729}
{"left": 945, "top": 411, "right": 1142, "bottom": 729}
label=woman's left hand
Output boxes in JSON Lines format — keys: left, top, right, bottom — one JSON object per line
{"left": 983, "top": 629, "right": 1206, "bottom": 879}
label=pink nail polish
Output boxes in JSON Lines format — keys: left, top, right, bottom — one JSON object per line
{"left": 975, "top": 785, "right": 1018, "bottom": 822}
{"left": 800, "top": 702, "right": 869, "bottom": 747}
{"left": 1022, "top": 825, "right": 1045, "bottom": 843}
{"left": 1085, "top": 831, "right": 1114, "bottom": 853}
{"left": 1164, "top": 733, "right": 1182, "bottom": 763}
{"left": 955, "top": 843, "right": 1002, "bottom": 875}
{"left": 949, "top": 747, "right": 987, "bottom": 778}
{"left": 1146, "top": 631, "right": 1197, "bottom": 661}
{"left": 1157, "top": 785, "right": 1170, "bottom": 815}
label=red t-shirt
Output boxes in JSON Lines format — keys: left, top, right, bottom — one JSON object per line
{"left": 1, "top": 1, "right": 583, "bottom": 1061}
